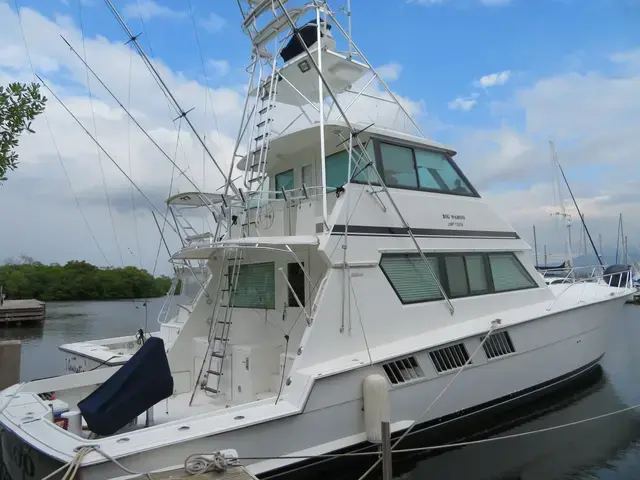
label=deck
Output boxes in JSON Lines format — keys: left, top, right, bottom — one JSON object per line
{"left": 0, "top": 299, "right": 46, "bottom": 325}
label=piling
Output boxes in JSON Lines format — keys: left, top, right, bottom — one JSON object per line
{"left": 0, "top": 340, "right": 22, "bottom": 389}
{"left": 381, "top": 421, "right": 392, "bottom": 480}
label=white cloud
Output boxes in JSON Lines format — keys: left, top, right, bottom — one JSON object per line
{"left": 199, "top": 12, "right": 226, "bottom": 34}
{"left": 448, "top": 96, "right": 477, "bottom": 111}
{"left": 377, "top": 63, "right": 403, "bottom": 82}
{"left": 453, "top": 48, "right": 640, "bottom": 257}
{"left": 207, "top": 59, "right": 230, "bottom": 77}
{"left": 122, "top": 0, "right": 186, "bottom": 21}
{"left": 476, "top": 70, "right": 511, "bottom": 88}
{"left": 0, "top": 3, "right": 427, "bottom": 271}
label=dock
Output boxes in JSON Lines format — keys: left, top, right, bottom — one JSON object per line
{"left": 0, "top": 299, "right": 46, "bottom": 326}
{"left": 131, "top": 466, "right": 257, "bottom": 480}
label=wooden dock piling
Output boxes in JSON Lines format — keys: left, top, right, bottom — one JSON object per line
{"left": 0, "top": 340, "right": 22, "bottom": 389}
{"left": 0, "top": 299, "right": 46, "bottom": 326}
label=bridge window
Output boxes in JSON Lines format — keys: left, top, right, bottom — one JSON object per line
{"left": 324, "top": 141, "right": 378, "bottom": 190}
{"left": 230, "top": 262, "right": 276, "bottom": 309}
{"left": 415, "top": 149, "right": 473, "bottom": 196}
{"left": 380, "top": 143, "right": 418, "bottom": 189}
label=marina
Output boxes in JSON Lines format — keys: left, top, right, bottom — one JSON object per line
{"left": 0, "top": 0, "right": 638, "bottom": 479}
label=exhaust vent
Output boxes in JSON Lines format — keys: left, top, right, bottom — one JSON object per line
{"left": 429, "top": 343, "right": 470, "bottom": 373}
{"left": 382, "top": 357, "right": 425, "bottom": 385}
{"left": 483, "top": 331, "right": 515, "bottom": 359}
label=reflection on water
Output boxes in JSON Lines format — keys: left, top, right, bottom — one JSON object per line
{"left": 3, "top": 300, "right": 640, "bottom": 479}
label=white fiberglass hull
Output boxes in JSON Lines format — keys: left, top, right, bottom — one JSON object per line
{"left": 0, "top": 296, "right": 621, "bottom": 480}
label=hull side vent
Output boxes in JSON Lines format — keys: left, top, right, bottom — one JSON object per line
{"left": 382, "top": 356, "right": 425, "bottom": 385}
{"left": 483, "top": 331, "right": 515, "bottom": 359}
{"left": 429, "top": 343, "right": 470, "bottom": 373}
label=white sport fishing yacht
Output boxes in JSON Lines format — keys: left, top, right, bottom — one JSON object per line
{"left": 0, "top": 1, "right": 635, "bottom": 479}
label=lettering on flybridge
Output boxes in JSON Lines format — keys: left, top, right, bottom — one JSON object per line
{"left": 442, "top": 213, "right": 466, "bottom": 228}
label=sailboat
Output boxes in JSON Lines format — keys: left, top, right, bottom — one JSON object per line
{"left": 0, "top": 1, "right": 636, "bottom": 479}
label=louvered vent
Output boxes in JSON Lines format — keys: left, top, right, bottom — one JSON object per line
{"left": 429, "top": 343, "right": 470, "bottom": 373}
{"left": 483, "top": 331, "right": 515, "bottom": 359}
{"left": 382, "top": 357, "right": 425, "bottom": 385}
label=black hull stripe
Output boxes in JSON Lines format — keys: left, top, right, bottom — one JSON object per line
{"left": 331, "top": 225, "right": 520, "bottom": 239}
{"left": 263, "top": 354, "right": 603, "bottom": 479}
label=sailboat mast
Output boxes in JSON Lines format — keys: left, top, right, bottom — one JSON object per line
{"left": 533, "top": 225, "right": 539, "bottom": 266}
{"left": 550, "top": 141, "right": 603, "bottom": 266}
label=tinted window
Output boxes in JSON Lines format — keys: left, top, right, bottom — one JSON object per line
{"left": 275, "top": 169, "right": 294, "bottom": 198}
{"left": 379, "top": 254, "right": 442, "bottom": 304}
{"left": 415, "top": 149, "right": 473, "bottom": 195}
{"left": 380, "top": 252, "right": 537, "bottom": 305}
{"left": 380, "top": 143, "right": 418, "bottom": 189}
{"left": 287, "top": 262, "right": 305, "bottom": 307}
{"left": 489, "top": 254, "right": 537, "bottom": 292}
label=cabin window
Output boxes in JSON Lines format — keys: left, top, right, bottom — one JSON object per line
{"left": 301, "top": 164, "right": 314, "bottom": 188}
{"left": 444, "top": 256, "right": 469, "bottom": 297}
{"left": 465, "top": 255, "right": 490, "bottom": 294}
{"left": 380, "top": 252, "right": 537, "bottom": 304}
{"left": 287, "top": 262, "right": 306, "bottom": 307}
{"left": 379, "top": 254, "right": 443, "bottom": 304}
{"left": 275, "top": 169, "right": 294, "bottom": 198}
{"left": 380, "top": 143, "right": 418, "bottom": 189}
{"left": 230, "top": 262, "right": 276, "bottom": 309}
{"left": 325, "top": 151, "right": 348, "bottom": 191}
{"left": 352, "top": 142, "right": 379, "bottom": 185}
{"left": 489, "top": 254, "right": 537, "bottom": 292}
{"left": 414, "top": 149, "right": 473, "bottom": 195}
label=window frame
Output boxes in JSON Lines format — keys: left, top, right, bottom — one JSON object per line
{"left": 380, "top": 251, "right": 537, "bottom": 305}
{"left": 351, "top": 136, "right": 480, "bottom": 198}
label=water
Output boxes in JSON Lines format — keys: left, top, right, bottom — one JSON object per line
{"left": 3, "top": 300, "right": 640, "bottom": 479}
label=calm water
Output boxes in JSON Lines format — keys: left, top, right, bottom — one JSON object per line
{"left": 3, "top": 300, "right": 640, "bottom": 479}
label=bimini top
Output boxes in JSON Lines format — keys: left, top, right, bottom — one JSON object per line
{"left": 237, "top": 121, "right": 456, "bottom": 171}
{"left": 166, "top": 192, "right": 225, "bottom": 207}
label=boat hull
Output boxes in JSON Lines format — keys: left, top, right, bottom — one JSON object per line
{"left": 0, "top": 296, "right": 620, "bottom": 480}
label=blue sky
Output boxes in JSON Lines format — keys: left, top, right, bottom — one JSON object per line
{"left": 1, "top": 0, "right": 639, "bottom": 270}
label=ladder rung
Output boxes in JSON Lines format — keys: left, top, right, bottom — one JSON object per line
{"left": 211, "top": 352, "right": 225, "bottom": 359}
{"left": 254, "top": 133, "right": 268, "bottom": 142}
{"left": 213, "top": 336, "right": 228, "bottom": 342}
{"left": 207, "top": 370, "right": 222, "bottom": 376}
{"left": 202, "top": 386, "right": 219, "bottom": 394}
{"left": 256, "top": 119, "right": 272, "bottom": 128}
{"left": 258, "top": 105, "right": 274, "bottom": 115}
{"left": 249, "top": 176, "right": 266, "bottom": 183}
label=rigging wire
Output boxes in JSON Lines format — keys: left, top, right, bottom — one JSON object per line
{"left": 152, "top": 119, "right": 182, "bottom": 278}
{"left": 101, "top": 0, "right": 239, "bottom": 195}
{"left": 11, "top": 0, "right": 111, "bottom": 267}
{"left": 187, "top": 0, "right": 223, "bottom": 151}
{"left": 126, "top": 46, "right": 143, "bottom": 270}
{"left": 60, "top": 36, "right": 219, "bottom": 212}
{"left": 36, "top": 75, "right": 179, "bottom": 237}
{"left": 77, "top": 0, "right": 125, "bottom": 267}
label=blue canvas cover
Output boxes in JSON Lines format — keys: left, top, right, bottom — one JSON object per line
{"left": 77, "top": 337, "right": 174, "bottom": 436}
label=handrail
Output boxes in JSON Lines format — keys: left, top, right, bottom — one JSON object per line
{"left": 546, "top": 268, "right": 634, "bottom": 311}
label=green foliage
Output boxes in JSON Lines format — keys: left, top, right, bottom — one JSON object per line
{"left": 0, "top": 257, "right": 174, "bottom": 301}
{"left": 0, "top": 82, "right": 47, "bottom": 182}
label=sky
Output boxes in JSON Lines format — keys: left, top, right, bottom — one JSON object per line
{"left": 0, "top": 0, "right": 639, "bottom": 274}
